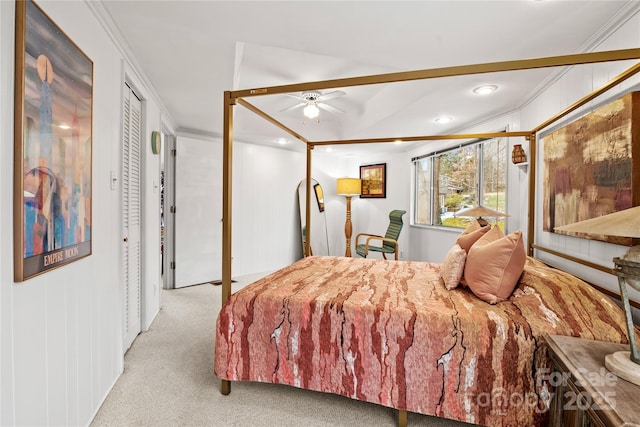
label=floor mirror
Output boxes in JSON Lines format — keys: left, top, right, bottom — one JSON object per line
{"left": 297, "top": 178, "right": 330, "bottom": 257}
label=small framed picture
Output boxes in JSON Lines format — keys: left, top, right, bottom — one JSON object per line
{"left": 360, "top": 163, "right": 386, "bottom": 198}
{"left": 313, "top": 183, "right": 325, "bottom": 212}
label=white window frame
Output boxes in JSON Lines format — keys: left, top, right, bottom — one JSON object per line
{"left": 412, "top": 137, "right": 507, "bottom": 229}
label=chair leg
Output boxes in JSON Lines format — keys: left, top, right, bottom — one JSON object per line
{"left": 382, "top": 253, "right": 387, "bottom": 260}
{"left": 394, "top": 251, "right": 399, "bottom": 260}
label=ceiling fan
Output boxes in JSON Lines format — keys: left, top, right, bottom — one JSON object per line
{"left": 280, "top": 90, "right": 346, "bottom": 119}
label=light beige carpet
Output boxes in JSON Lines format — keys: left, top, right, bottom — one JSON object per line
{"left": 91, "top": 278, "right": 471, "bottom": 427}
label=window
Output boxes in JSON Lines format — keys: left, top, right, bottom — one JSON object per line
{"left": 414, "top": 137, "right": 507, "bottom": 230}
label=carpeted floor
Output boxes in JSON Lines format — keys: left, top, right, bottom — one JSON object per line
{"left": 90, "top": 276, "right": 471, "bottom": 427}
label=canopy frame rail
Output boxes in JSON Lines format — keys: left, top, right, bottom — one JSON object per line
{"left": 230, "top": 49, "right": 640, "bottom": 99}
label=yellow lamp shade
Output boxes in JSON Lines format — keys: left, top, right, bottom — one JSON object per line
{"left": 337, "top": 178, "right": 361, "bottom": 196}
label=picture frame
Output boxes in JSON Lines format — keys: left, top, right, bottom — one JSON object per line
{"left": 313, "top": 183, "right": 325, "bottom": 212}
{"left": 360, "top": 163, "right": 386, "bottom": 198}
{"left": 542, "top": 91, "right": 639, "bottom": 246}
{"left": 14, "top": 0, "right": 94, "bottom": 281}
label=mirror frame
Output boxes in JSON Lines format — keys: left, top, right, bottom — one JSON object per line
{"left": 297, "top": 178, "right": 329, "bottom": 257}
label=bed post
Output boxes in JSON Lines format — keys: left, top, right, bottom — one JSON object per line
{"left": 526, "top": 133, "right": 536, "bottom": 257}
{"left": 221, "top": 90, "right": 234, "bottom": 396}
{"left": 305, "top": 144, "right": 313, "bottom": 257}
{"left": 397, "top": 410, "right": 407, "bottom": 427}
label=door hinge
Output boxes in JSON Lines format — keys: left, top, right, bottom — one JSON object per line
{"left": 170, "top": 261, "right": 175, "bottom": 269}
{"left": 170, "top": 205, "right": 176, "bottom": 213}
{"left": 171, "top": 149, "right": 176, "bottom": 157}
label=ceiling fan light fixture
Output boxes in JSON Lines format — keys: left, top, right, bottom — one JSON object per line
{"left": 472, "top": 84, "right": 499, "bottom": 95}
{"left": 282, "top": 90, "right": 346, "bottom": 117}
{"left": 303, "top": 103, "right": 320, "bottom": 119}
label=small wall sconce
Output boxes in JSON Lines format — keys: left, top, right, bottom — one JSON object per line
{"left": 151, "top": 131, "right": 161, "bottom": 155}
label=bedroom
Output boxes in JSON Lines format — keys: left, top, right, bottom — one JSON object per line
{"left": 1, "top": 1, "right": 640, "bottom": 426}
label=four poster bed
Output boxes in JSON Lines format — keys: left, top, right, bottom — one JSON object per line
{"left": 214, "top": 49, "right": 640, "bottom": 426}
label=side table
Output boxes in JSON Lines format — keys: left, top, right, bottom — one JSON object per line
{"left": 545, "top": 334, "right": 640, "bottom": 427}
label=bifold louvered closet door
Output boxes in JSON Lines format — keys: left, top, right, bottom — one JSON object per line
{"left": 122, "top": 83, "right": 142, "bottom": 351}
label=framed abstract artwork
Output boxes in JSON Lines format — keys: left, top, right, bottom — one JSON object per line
{"left": 542, "top": 91, "right": 639, "bottom": 246}
{"left": 360, "top": 163, "right": 386, "bottom": 198}
{"left": 14, "top": 0, "right": 94, "bottom": 281}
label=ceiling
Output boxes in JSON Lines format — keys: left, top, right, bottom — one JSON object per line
{"left": 100, "top": 1, "right": 638, "bottom": 154}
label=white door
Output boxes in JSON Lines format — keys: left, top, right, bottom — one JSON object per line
{"left": 174, "top": 136, "right": 221, "bottom": 288}
{"left": 122, "top": 83, "right": 142, "bottom": 351}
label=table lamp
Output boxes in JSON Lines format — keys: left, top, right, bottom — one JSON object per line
{"left": 336, "top": 178, "right": 361, "bottom": 257}
{"left": 555, "top": 206, "right": 640, "bottom": 385}
{"left": 455, "top": 205, "right": 509, "bottom": 227}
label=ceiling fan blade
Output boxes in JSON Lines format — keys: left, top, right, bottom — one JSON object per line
{"left": 280, "top": 102, "right": 306, "bottom": 112}
{"left": 317, "top": 103, "right": 344, "bottom": 115}
{"left": 317, "top": 90, "right": 346, "bottom": 102}
{"left": 285, "top": 93, "right": 302, "bottom": 100}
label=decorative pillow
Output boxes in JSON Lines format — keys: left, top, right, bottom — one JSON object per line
{"left": 440, "top": 244, "right": 467, "bottom": 290}
{"left": 455, "top": 220, "right": 491, "bottom": 253}
{"left": 464, "top": 228, "right": 526, "bottom": 304}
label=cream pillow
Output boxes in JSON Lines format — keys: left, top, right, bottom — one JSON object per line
{"left": 456, "top": 220, "right": 491, "bottom": 253}
{"left": 440, "top": 244, "right": 467, "bottom": 290}
{"left": 464, "top": 228, "right": 526, "bottom": 304}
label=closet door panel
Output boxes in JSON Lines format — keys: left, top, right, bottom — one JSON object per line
{"left": 122, "top": 84, "right": 142, "bottom": 351}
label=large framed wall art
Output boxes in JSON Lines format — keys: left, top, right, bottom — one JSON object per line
{"left": 542, "top": 91, "right": 639, "bottom": 246}
{"left": 14, "top": 0, "right": 94, "bottom": 281}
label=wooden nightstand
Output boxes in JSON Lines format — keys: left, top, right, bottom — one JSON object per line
{"left": 545, "top": 334, "right": 640, "bottom": 427}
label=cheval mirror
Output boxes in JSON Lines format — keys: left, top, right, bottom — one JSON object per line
{"left": 297, "top": 178, "right": 330, "bottom": 257}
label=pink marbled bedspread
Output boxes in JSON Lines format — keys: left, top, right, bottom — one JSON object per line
{"left": 214, "top": 256, "right": 629, "bottom": 426}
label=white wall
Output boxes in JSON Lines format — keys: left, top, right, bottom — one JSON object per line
{"left": 231, "top": 142, "right": 306, "bottom": 276}
{"left": 521, "top": 10, "right": 640, "bottom": 304}
{"left": 224, "top": 145, "right": 401, "bottom": 267}
{"left": 0, "top": 1, "right": 164, "bottom": 425}
{"left": 140, "top": 96, "right": 163, "bottom": 331}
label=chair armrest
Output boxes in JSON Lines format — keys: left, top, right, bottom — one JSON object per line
{"left": 355, "top": 233, "right": 383, "bottom": 246}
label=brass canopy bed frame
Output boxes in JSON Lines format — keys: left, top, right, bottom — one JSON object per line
{"left": 218, "top": 48, "right": 640, "bottom": 426}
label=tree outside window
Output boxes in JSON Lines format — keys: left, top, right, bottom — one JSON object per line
{"left": 414, "top": 137, "right": 506, "bottom": 230}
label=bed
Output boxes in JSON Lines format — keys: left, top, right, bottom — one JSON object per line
{"left": 215, "top": 255, "right": 630, "bottom": 426}
{"left": 215, "top": 48, "right": 640, "bottom": 427}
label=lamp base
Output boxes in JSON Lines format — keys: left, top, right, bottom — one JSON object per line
{"left": 605, "top": 350, "right": 640, "bottom": 386}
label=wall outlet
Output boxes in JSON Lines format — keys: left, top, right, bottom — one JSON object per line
{"left": 400, "top": 250, "right": 404, "bottom": 259}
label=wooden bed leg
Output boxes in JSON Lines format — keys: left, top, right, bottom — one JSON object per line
{"left": 221, "top": 379, "right": 231, "bottom": 395}
{"left": 397, "top": 409, "right": 407, "bottom": 427}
